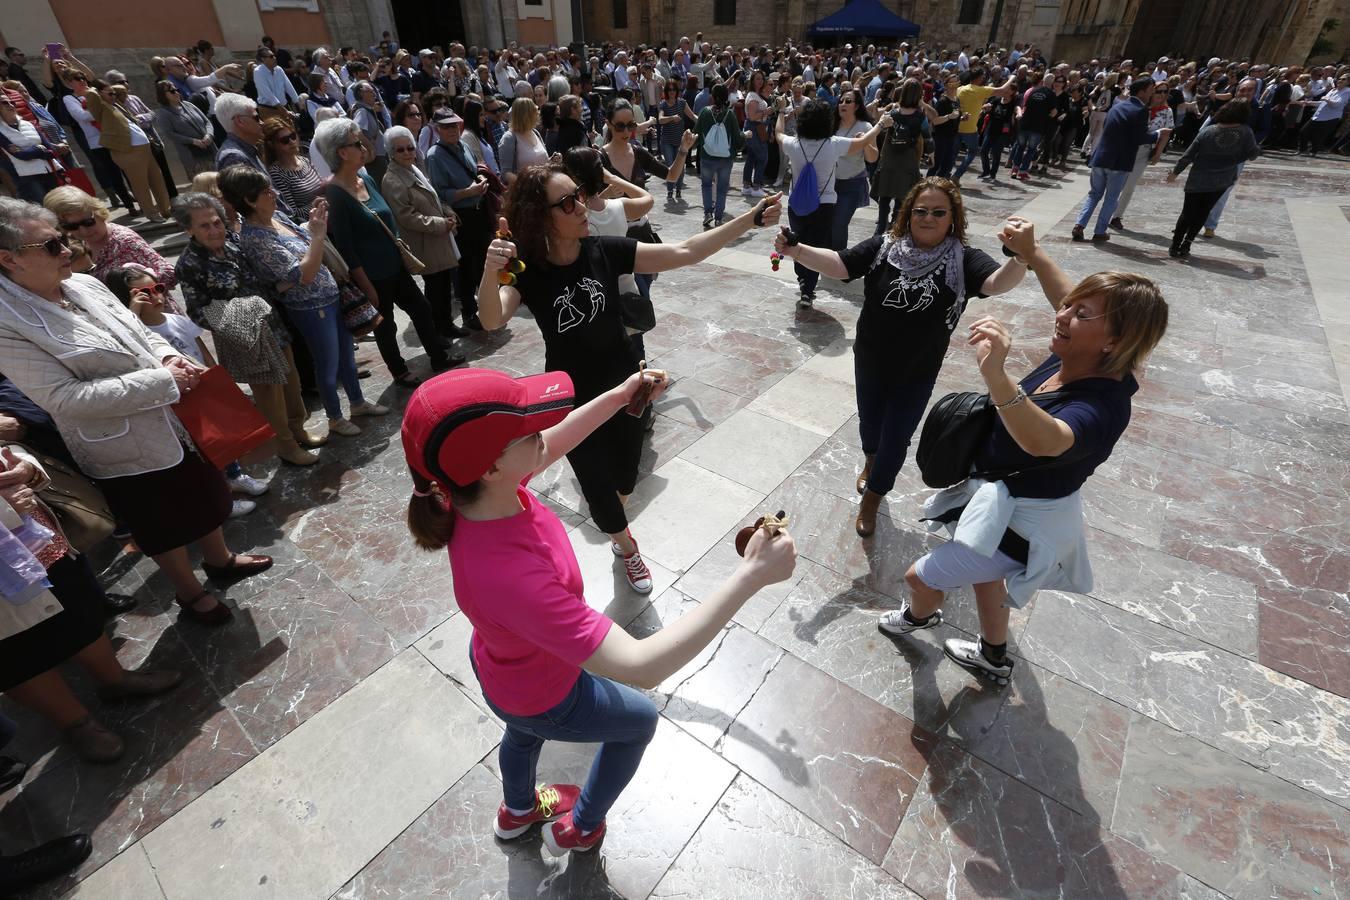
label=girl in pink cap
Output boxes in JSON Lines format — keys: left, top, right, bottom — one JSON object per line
{"left": 402, "top": 367, "right": 797, "bottom": 856}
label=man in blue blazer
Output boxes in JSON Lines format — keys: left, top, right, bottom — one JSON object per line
{"left": 1073, "top": 77, "right": 1168, "bottom": 242}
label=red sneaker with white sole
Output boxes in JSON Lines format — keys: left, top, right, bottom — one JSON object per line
{"left": 493, "top": 783, "right": 580, "bottom": 840}
{"left": 543, "top": 811, "right": 607, "bottom": 856}
{"left": 611, "top": 532, "right": 654, "bottom": 594}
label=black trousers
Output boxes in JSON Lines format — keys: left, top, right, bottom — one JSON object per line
{"left": 422, "top": 267, "right": 458, "bottom": 337}
{"left": 1173, "top": 189, "right": 1226, "bottom": 245}
{"left": 370, "top": 268, "right": 449, "bottom": 377}
{"left": 454, "top": 205, "right": 488, "bottom": 319}
{"left": 788, "top": 202, "right": 835, "bottom": 296}
{"left": 566, "top": 402, "right": 644, "bottom": 536}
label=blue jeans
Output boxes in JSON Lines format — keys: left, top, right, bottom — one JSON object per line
{"left": 1204, "top": 161, "right": 1245, "bottom": 230}
{"left": 286, "top": 301, "right": 364, "bottom": 420}
{"left": 481, "top": 667, "right": 659, "bottom": 831}
{"left": 1075, "top": 167, "right": 1131, "bottom": 236}
{"left": 952, "top": 132, "right": 981, "bottom": 179}
{"left": 1009, "top": 130, "right": 1043, "bottom": 172}
{"left": 700, "top": 155, "right": 733, "bottom": 220}
{"left": 855, "top": 360, "right": 935, "bottom": 495}
{"left": 742, "top": 132, "right": 768, "bottom": 187}
{"left": 660, "top": 140, "right": 685, "bottom": 192}
{"left": 831, "top": 175, "right": 870, "bottom": 250}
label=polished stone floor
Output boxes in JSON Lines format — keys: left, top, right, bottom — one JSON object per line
{"left": 4, "top": 149, "right": 1350, "bottom": 900}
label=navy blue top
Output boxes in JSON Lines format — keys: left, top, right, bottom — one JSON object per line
{"left": 973, "top": 355, "right": 1137, "bottom": 499}
{"left": 1088, "top": 97, "right": 1158, "bottom": 172}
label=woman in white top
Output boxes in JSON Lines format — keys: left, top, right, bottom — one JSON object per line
{"left": 562, "top": 145, "right": 654, "bottom": 299}
{"left": 774, "top": 97, "right": 889, "bottom": 308}
{"left": 741, "top": 70, "right": 772, "bottom": 197}
{"left": 0, "top": 96, "right": 63, "bottom": 202}
{"left": 831, "top": 88, "right": 879, "bottom": 251}
{"left": 498, "top": 97, "right": 549, "bottom": 184}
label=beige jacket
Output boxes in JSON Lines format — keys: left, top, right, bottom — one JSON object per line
{"left": 382, "top": 161, "right": 459, "bottom": 274}
{"left": 0, "top": 446, "right": 61, "bottom": 641}
{"left": 0, "top": 273, "right": 186, "bottom": 479}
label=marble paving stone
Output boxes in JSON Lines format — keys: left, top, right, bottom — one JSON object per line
{"left": 650, "top": 344, "right": 790, "bottom": 399}
{"left": 622, "top": 457, "right": 765, "bottom": 572}
{"left": 651, "top": 375, "right": 754, "bottom": 432}
{"left": 720, "top": 652, "right": 937, "bottom": 864}
{"left": 567, "top": 521, "right": 679, "bottom": 626}
{"left": 476, "top": 716, "right": 740, "bottom": 900}
{"left": 677, "top": 407, "right": 827, "bottom": 492}
{"left": 638, "top": 414, "right": 706, "bottom": 477}
{"left": 650, "top": 774, "right": 918, "bottom": 900}
{"left": 672, "top": 538, "right": 832, "bottom": 632}
{"left": 413, "top": 612, "right": 492, "bottom": 717}
{"left": 757, "top": 571, "right": 1013, "bottom": 743}
{"left": 64, "top": 844, "right": 165, "bottom": 899}
{"left": 966, "top": 667, "right": 1129, "bottom": 818}
{"left": 1160, "top": 510, "right": 1350, "bottom": 597}
{"left": 883, "top": 739, "right": 1216, "bottom": 900}
{"left": 1020, "top": 591, "right": 1350, "bottom": 808}
{"left": 177, "top": 562, "right": 400, "bottom": 750}
{"left": 785, "top": 414, "right": 933, "bottom": 520}
{"left": 1083, "top": 527, "right": 1261, "bottom": 659}
{"left": 141, "top": 651, "right": 501, "bottom": 900}
{"left": 1079, "top": 475, "right": 1175, "bottom": 551}
{"left": 1113, "top": 713, "right": 1350, "bottom": 899}
{"left": 1257, "top": 584, "right": 1350, "bottom": 699}
{"left": 746, "top": 367, "right": 859, "bottom": 436}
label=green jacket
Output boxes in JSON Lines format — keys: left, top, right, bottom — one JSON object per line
{"left": 695, "top": 105, "right": 745, "bottom": 158}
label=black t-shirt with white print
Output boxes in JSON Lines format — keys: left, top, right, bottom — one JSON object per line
{"left": 516, "top": 236, "right": 641, "bottom": 401}
{"left": 840, "top": 234, "right": 1000, "bottom": 383}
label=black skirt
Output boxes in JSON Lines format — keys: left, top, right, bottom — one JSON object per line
{"left": 0, "top": 554, "right": 106, "bottom": 690}
{"left": 94, "top": 447, "right": 232, "bottom": 557}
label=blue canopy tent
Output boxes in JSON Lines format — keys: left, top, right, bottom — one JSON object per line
{"left": 807, "top": 0, "right": 921, "bottom": 39}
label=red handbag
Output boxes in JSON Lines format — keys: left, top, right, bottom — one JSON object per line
{"left": 172, "top": 366, "right": 276, "bottom": 469}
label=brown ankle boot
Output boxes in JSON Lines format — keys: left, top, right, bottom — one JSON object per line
{"left": 65, "top": 716, "right": 125, "bottom": 763}
{"left": 856, "top": 454, "right": 876, "bottom": 495}
{"left": 277, "top": 438, "right": 319, "bottom": 466}
{"left": 856, "top": 489, "right": 883, "bottom": 537}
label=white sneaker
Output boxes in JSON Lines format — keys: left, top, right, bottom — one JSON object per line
{"left": 877, "top": 605, "right": 943, "bottom": 636}
{"left": 328, "top": 417, "right": 361, "bottom": 436}
{"left": 226, "top": 473, "right": 270, "bottom": 497}
{"left": 747, "top": 186, "right": 766, "bottom": 197}
{"left": 228, "top": 499, "right": 257, "bottom": 518}
{"left": 943, "top": 637, "right": 1015, "bottom": 685}
{"left": 350, "top": 401, "right": 389, "bottom": 418}
{"left": 741, "top": 185, "right": 754, "bottom": 195}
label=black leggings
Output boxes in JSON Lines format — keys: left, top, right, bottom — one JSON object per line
{"left": 566, "top": 403, "right": 644, "bottom": 535}
{"left": 788, "top": 202, "right": 835, "bottom": 295}
{"left": 422, "top": 267, "right": 458, "bottom": 337}
{"left": 454, "top": 206, "right": 488, "bottom": 318}
{"left": 370, "top": 268, "right": 449, "bottom": 377}
{"left": 1173, "top": 189, "right": 1226, "bottom": 245}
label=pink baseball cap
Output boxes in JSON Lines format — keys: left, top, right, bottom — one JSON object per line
{"left": 401, "top": 369, "right": 575, "bottom": 487}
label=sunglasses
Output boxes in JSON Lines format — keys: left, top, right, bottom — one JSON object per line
{"left": 134, "top": 282, "right": 168, "bottom": 295}
{"left": 60, "top": 217, "right": 98, "bottom": 231}
{"left": 911, "top": 207, "right": 951, "bottom": 219}
{"left": 549, "top": 188, "right": 586, "bottom": 216}
{"left": 610, "top": 120, "right": 635, "bottom": 131}
{"left": 276, "top": 132, "right": 299, "bottom": 144}
{"left": 17, "top": 235, "right": 71, "bottom": 256}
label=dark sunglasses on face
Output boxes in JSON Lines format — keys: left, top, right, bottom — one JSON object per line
{"left": 60, "top": 217, "right": 97, "bottom": 231}
{"left": 911, "top": 207, "right": 950, "bottom": 219}
{"left": 550, "top": 188, "right": 586, "bottom": 214}
{"left": 18, "top": 235, "right": 71, "bottom": 256}
{"left": 277, "top": 132, "right": 299, "bottom": 144}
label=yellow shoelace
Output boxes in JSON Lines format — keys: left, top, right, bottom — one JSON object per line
{"left": 536, "top": 784, "right": 561, "bottom": 818}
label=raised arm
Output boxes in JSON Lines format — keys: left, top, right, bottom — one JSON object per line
{"left": 633, "top": 193, "right": 782, "bottom": 274}
{"left": 477, "top": 216, "right": 524, "bottom": 330}
{"left": 968, "top": 317, "right": 1075, "bottom": 458}
{"left": 848, "top": 113, "right": 892, "bottom": 155}
{"left": 773, "top": 227, "right": 849, "bottom": 280}
{"left": 602, "top": 168, "right": 655, "bottom": 220}
{"left": 999, "top": 216, "right": 1074, "bottom": 310}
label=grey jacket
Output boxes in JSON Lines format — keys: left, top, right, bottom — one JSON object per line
{"left": 0, "top": 274, "right": 185, "bottom": 480}
{"left": 155, "top": 102, "right": 216, "bottom": 168}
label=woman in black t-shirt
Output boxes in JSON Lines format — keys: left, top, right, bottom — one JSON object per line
{"left": 477, "top": 163, "right": 782, "bottom": 594}
{"left": 926, "top": 74, "right": 964, "bottom": 178}
{"left": 775, "top": 176, "right": 1031, "bottom": 537}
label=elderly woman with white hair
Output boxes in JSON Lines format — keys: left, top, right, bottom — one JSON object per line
{"left": 0, "top": 197, "right": 272, "bottom": 628}
{"left": 317, "top": 117, "right": 461, "bottom": 386}
{"left": 381, "top": 125, "right": 463, "bottom": 341}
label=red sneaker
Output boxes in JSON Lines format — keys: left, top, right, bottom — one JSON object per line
{"left": 543, "top": 811, "right": 607, "bottom": 856}
{"left": 493, "top": 783, "right": 580, "bottom": 840}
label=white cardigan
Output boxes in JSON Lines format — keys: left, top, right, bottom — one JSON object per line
{"left": 0, "top": 273, "right": 186, "bottom": 479}
{"left": 0, "top": 118, "right": 58, "bottom": 178}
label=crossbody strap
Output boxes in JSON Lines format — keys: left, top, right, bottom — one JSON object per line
{"left": 969, "top": 387, "right": 1088, "bottom": 482}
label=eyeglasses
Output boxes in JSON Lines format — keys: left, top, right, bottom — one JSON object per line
{"left": 393, "top": 145, "right": 418, "bottom": 153}
{"left": 69, "top": 74, "right": 87, "bottom": 83}
{"left": 910, "top": 207, "right": 951, "bottom": 219}
{"left": 165, "top": 87, "right": 180, "bottom": 95}
{"left": 59, "top": 217, "right": 98, "bottom": 231}
{"left": 549, "top": 188, "right": 586, "bottom": 215}
{"left": 16, "top": 235, "right": 71, "bottom": 256}
{"left": 610, "top": 120, "right": 635, "bottom": 131}
{"left": 236, "top": 112, "right": 261, "bottom": 121}
{"left": 277, "top": 132, "right": 299, "bottom": 144}
{"left": 407, "top": 110, "right": 424, "bottom": 118}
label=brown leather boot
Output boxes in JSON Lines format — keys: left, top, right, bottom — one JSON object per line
{"left": 65, "top": 717, "right": 124, "bottom": 763}
{"left": 856, "top": 454, "right": 876, "bottom": 495}
{"left": 856, "top": 489, "right": 883, "bottom": 537}
{"left": 277, "top": 438, "right": 319, "bottom": 466}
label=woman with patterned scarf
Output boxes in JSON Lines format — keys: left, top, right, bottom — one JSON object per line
{"left": 773, "top": 176, "right": 1036, "bottom": 536}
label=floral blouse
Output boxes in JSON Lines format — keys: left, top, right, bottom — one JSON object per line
{"left": 90, "top": 222, "right": 184, "bottom": 314}
{"left": 174, "top": 233, "right": 291, "bottom": 385}
{"left": 240, "top": 219, "right": 339, "bottom": 312}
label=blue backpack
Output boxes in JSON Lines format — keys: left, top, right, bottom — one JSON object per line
{"left": 789, "top": 140, "right": 827, "bottom": 215}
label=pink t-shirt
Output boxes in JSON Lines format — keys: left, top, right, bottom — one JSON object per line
{"left": 449, "top": 481, "right": 613, "bottom": 716}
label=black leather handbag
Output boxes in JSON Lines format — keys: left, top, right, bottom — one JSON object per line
{"left": 916, "top": 388, "right": 1079, "bottom": 489}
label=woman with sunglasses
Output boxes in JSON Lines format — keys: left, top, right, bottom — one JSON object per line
{"left": 831, "top": 89, "right": 879, "bottom": 250}
{"left": 261, "top": 118, "right": 324, "bottom": 218}
{"left": 53, "top": 64, "right": 138, "bottom": 215}
{"left": 657, "top": 79, "right": 697, "bottom": 201}
{"left": 41, "top": 186, "right": 182, "bottom": 312}
{"left": 477, "top": 164, "right": 782, "bottom": 594}
{"left": 154, "top": 79, "right": 216, "bottom": 177}
{"left": 773, "top": 177, "right": 1033, "bottom": 536}
{"left": 0, "top": 197, "right": 273, "bottom": 628}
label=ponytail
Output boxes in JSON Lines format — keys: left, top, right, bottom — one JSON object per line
{"left": 407, "top": 469, "right": 482, "bottom": 550}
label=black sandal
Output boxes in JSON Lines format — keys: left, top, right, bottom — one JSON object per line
{"left": 175, "top": 589, "right": 233, "bottom": 626}
{"left": 201, "top": 553, "right": 273, "bottom": 585}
